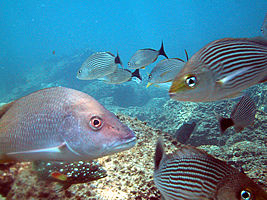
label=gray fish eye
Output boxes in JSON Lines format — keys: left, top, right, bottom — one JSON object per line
{"left": 185, "top": 76, "right": 197, "bottom": 88}
{"left": 241, "top": 190, "right": 251, "bottom": 200}
{"left": 89, "top": 116, "right": 103, "bottom": 130}
{"left": 78, "top": 70, "right": 82, "bottom": 74}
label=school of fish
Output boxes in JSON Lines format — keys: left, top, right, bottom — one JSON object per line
{"left": 0, "top": 12, "right": 266, "bottom": 199}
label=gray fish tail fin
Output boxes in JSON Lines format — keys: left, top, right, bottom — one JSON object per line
{"left": 217, "top": 115, "right": 234, "bottom": 134}
{"left": 155, "top": 138, "right": 166, "bottom": 171}
{"left": 131, "top": 69, "right": 142, "bottom": 81}
{"left": 115, "top": 51, "right": 123, "bottom": 67}
{"left": 159, "top": 41, "right": 168, "bottom": 59}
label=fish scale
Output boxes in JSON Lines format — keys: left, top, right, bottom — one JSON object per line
{"left": 0, "top": 87, "right": 136, "bottom": 162}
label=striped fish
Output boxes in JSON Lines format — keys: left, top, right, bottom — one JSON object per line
{"left": 169, "top": 37, "right": 267, "bottom": 102}
{"left": 77, "top": 51, "right": 122, "bottom": 80}
{"left": 147, "top": 58, "right": 185, "bottom": 88}
{"left": 153, "top": 139, "right": 267, "bottom": 200}
{"left": 128, "top": 41, "right": 168, "bottom": 69}
{"left": 217, "top": 95, "right": 256, "bottom": 134}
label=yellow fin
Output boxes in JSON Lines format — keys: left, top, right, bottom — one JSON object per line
{"left": 50, "top": 171, "right": 68, "bottom": 181}
{"left": 141, "top": 66, "right": 146, "bottom": 69}
{"left": 146, "top": 82, "right": 153, "bottom": 88}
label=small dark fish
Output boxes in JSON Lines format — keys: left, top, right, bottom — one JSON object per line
{"left": 169, "top": 37, "right": 267, "bottom": 102}
{"left": 175, "top": 120, "right": 197, "bottom": 144}
{"left": 217, "top": 95, "right": 256, "bottom": 134}
{"left": 33, "top": 160, "right": 107, "bottom": 190}
{"left": 77, "top": 51, "right": 123, "bottom": 80}
{"left": 0, "top": 87, "right": 136, "bottom": 163}
{"left": 99, "top": 68, "right": 142, "bottom": 84}
{"left": 154, "top": 139, "right": 267, "bottom": 200}
{"left": 128, "top": 41, "right": 168, "bottom": 69}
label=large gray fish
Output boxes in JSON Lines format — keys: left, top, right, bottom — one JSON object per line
{"left": 154, "top": 139, "right": 267, "bottom": 200}
{"left": 77, "top": 51, "right": 122, "bottom": 80}
{"left": 175, "top": 120, "right": 197, "bottom": 144}
{"left": 0, "top": 87, "right": 136, "bottom": 163}
{"left": 169, "top": 37, "right": 267, "bottom": 102}
{"left": 217, "top": 95, "right": 256, "bottom": 134}
{"left": 147, "top": 58, "right": 185, "bottom": 88}
{"left": 128, "top": 41, "right": 168, "bottom": 69}
{"left": 33, "top": 160, "right": 107, "bottom": 190}
{"left": 99, "top": 68, "right": 142, "bottom": 84}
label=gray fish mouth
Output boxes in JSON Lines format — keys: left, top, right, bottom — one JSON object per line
{"left": 111, "top": 136, "right": 137, "bottom": 152}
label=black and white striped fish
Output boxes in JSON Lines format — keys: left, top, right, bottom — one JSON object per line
{"left": 153, "top": 139, "right": 267, "bottom": 200}
{"left": 217, "top": 95, "right": 256, "bottom": 134}
{"left": 77, "top": 51, "right": 123, "bottom": 80}
{"left": 169, "top": 37, "right": 267, "bottom": 102}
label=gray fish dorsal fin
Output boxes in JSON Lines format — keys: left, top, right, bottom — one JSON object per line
{"left": 0, "top": 101, "right": 15, "bottom": 119}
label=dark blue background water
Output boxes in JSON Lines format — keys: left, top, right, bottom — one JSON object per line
{"left": 0, "top": 0, "right": 266, "bottom": 102}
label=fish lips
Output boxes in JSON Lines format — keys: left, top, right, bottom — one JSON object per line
{"left": 108, "top": 131, "right": 137, "bottom": 153}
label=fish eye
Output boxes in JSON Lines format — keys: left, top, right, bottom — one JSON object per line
{"left": 241, "top": 190, "right": 251, "bottom": 200}
{"left": 148, "top": 74, "right": 152, "bottom": 79}
{"left": 127, "top": 62, "right": 130, "bottom": 66}
{"left": 78, "top": 70, "right": 82, "bottom": 74}
{"left": 89, "top": 116, "right": 103, "bottom": 130}
{"left": 185, "top": 76, "right": 197, "bottom": 88}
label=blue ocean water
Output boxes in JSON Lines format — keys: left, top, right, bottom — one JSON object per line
{"left": 0, "top": 0, "right": 266, "bottom": 103}
{"left": 0, "top": 1, "right": 266, "bottom": 199}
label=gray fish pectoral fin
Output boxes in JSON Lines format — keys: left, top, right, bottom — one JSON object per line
{"left": 6, "top": 142, "right": 68, "bottom": 155}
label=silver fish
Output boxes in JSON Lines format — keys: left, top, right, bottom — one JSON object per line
{"left": 147, "top": 58, "right": 185, "bottom": 88}
{"left": 217, "top": 95, "right": 256, "bottom": 134}
{"left": 128, "top": 41, "right": 168, "bottom": 69}
{"left": 77, "top": 51, "right": 122, "bottom": 80}
{"left": 169, "top": 37, "right": 267, "bottom": 102}
{"left": 154, "top": 139, "right": 267, "bottom": 200}
{"left": 0, "top": 87, "right": 136, "bottom": 163}
{"left": 99, "top": 69, "right": 142, "bottom": 84}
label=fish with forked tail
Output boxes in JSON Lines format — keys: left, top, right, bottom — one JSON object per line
{"left": 153, "top": 139, "right": 267, "bottom": 200}
{"left": 0, "top": 87, "right": 136, "bottom": 163}
{"left": 128, "top": 41, "right": 168, "bottom": 69}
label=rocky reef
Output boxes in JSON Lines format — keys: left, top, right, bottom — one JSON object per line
{"left": 0, "top": 114, "right": 266, "bottom": 200}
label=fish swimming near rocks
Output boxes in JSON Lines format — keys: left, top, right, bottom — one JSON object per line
{"left": 33, "top": 160, "right": 107, "bottom": 190}
{"left": 153, "top": 139, "right": 267, "bottom": 200}
{"left": 169, "top": 37, "right": 267, "bottom": 102}
{"left": 174, "top": 120, "right": 197, "bottom": 144}
{"left": 217, "top": 95, "right": 256, "bottom": 134}
{"left": 77, "top": 51, "right": 123, "bottom": 80}
{"left": 147, "top": 58, "right": 185, "bottom": 88}
{"left": 99, "top": 68, "right": 142, "bottom": 84}
{"left": 128, "top": 41, "right": 168, "bottom": 69}
{"left": 0, "top": 87, "right": 136, "bottom": 163}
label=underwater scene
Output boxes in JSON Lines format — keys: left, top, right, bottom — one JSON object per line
{"left": 0, "top": 1, "right": 266, "bottom": 199}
